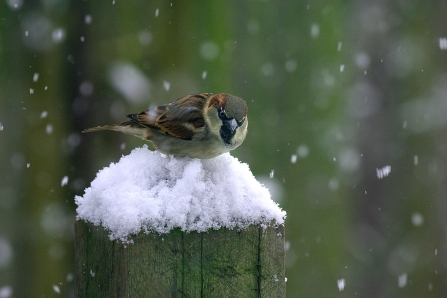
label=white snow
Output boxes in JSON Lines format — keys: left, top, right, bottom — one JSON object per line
{"left": 337, "top": 278, "right": 345, "bottom": 291}
{"left": 66, "top": 273, "right": 74, "bottom": 282}
{"left": 52, "top": 28, "right": 65, "bottom": 43}
{"left": 163, "top": 80, "right": 171, "bottom": 91}
{"left": 328, "top": 178, "right": 339, "bottom": 190}
{"left": 398, "top": 273, "right": 407, "bottom": 288}
{"left": 52, "top": 285, "right": 60, "bottom": 294}
{"left": 46, "top": 124, "right": 53, "bottom": 135}
{"left": 108, "top": 62, "right": 151, "bottom": 103}
{"left": 79, "top": 81, "right": 94, "bottom": 97}
{"left": 355, "top": 52, "right": 371, "bottom": 69}
{"left": 138, "top": 30, "right": 152, "bottom": 45}
{"left": 6, "top": 0, "right": 23, "bottom": 10}
{"left": 200, "top": 41, "right": 219, "bottom": 60}
{"left": 376, "top": 165, "right": 391, "bottom": 179}
{"left": 296, "top": 145, "right": 309, "bottom": 158}
{"left": 75, "top": 146, "right": 285, "bottom": 241}
{"left": 411, "top": 212, "right": 424, "bottom": 227}
{"left": 439, "top": 37, "right": 447, "bottom": 50}
{"left": 290, "top": 154, "right": 297, "bottom": 164}
{"left": 84, "top": 15, "right": 92, "bottom": 25}
{"left": 310, "top": 23, "right": 320, "bottom": 38}
{"left": 261, "top": 62, "right": 274, "bottom": 77}
{"left": 61, "top": 176, "right": 69, "bottom": 187}
{"left": 0, "top": 237, "right": 13, "bottom": 267}
{"left": 0, "top": 286, "right": 12, "bottom": 298}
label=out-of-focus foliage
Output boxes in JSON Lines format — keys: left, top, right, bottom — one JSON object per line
{"left": 1, "top": 1, "right": 447, "bottom": 297}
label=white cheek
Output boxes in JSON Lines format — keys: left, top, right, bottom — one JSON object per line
{"left": 214, "top": 121, "right": 223, "bottom": 132}
{"left": 240, "top": 121, "right": 248, "bottom": 135}
{"left": 207, "top": 114, "right": 222, "bottom": 131}
{"left": 233, "top": 123, "right": 248, "bottom": 143}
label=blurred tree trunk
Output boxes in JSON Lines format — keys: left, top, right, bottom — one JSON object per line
{"left": 0, "top": 2, "right": 81, "bottom": 296}
{"left": 348, "top": 1, "right": 447, "bottom": 296}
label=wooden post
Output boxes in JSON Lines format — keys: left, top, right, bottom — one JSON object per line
{"left": 75, "top": 220, "right": 285, "bottom": 297}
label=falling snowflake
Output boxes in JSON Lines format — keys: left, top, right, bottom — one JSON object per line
{"left": 337, "top": 278, "right": 345, "bottom": 291}
{"left": 376, "top": 165, "right": 391, "bottom": 179}
{"left": 398, "top": 273, "right": 407, "bottom": 288}
{"left": 61, "top": 176, "right": 69, "bottom": 187}
{"left": 439, "top": 37, "right": 447, "bottom": 50}
{"left": 163, "top": 80, "right": 171, "bottom": 91}
{"left": 290, "top": 154, "right": 297, "bottom": 164}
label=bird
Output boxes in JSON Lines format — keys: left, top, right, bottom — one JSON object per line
{"left": 82, "top": 93, "right": 248, "bottom": 159}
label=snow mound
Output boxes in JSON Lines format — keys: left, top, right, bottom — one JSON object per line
{"left": 75, "top": 145, "right": 286, "bottom": 241}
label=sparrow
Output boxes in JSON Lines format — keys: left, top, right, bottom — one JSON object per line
{"left": 83, "top": 93, "right": 248, "bottom": 159}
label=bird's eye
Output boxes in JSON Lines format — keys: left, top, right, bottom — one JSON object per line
{"left": 238, "top": 117, "right": 246, "bottom": 126}
{"left": 218, "top": 109, "right": 227, "bottom": 120}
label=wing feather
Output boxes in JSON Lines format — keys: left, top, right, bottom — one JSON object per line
{"left": 126, "top": 93, "right": 211, "bottom": 140}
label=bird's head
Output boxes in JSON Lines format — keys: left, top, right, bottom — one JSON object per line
{"left": 206, "top": 93, "right": 248, "bottom": 148}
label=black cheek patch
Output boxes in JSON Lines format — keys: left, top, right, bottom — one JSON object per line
{"left": 220, "top": 125, "right": 234, "bottom": 145}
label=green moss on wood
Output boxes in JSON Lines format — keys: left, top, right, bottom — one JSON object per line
{"left": 75, "top": 221, "right": 285, "bottom": 297}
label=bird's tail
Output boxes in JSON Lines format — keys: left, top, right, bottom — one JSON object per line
{"left": 82, "top": 121, "right": 149, "bottom": 139}
{"left": 82, "top": 125, "right": 118, "bottom": 133}
{"left": 82, "top": 120, "right": 139, "bottom": 132}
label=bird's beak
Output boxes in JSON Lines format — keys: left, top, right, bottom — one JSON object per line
{"left": 224, "top": 118, "right": 239, "bottom": 134}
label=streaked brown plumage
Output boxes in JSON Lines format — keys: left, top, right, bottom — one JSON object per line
{"left": 83, "top": 93, "right": 248, "bottom": 159}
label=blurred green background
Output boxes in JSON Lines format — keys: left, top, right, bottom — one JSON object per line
{"left": 1, "top": 1, "right": 447, "bottom": 297}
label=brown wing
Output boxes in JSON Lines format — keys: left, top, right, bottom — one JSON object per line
{"left": 127, "top": 93, "right": 213, "bottom": 140}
